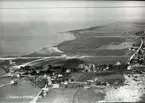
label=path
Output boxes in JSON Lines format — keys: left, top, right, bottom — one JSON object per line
{"left": 128, "top": 38, "right": 144, "bottom": 64}
{"left": 29, "top": 84, "right": 48, "bottom": 103}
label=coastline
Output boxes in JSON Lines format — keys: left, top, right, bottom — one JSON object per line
{"left": 0, "top": 32, "right": 76, "bottom": 58}
{"left": 1, "top": 22, "right": 145, "bottom": 62}
{"left": 56, "top": 22, "right": 138, "bottom": 55}
{"left": 24, "top": 32, "right": 76, "bottom": 57}
{"left": 51, "top": 32, "right": 76, "bottom": 48}
{"left": 53, "top": 22, "right": 145, "bottom": 64}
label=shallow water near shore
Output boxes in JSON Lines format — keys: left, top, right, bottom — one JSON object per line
{"left": 1, "top": 1, "right": 145, "bottom": 57}
{"left": 0, "top": 32, "right": 75, "bottom": 57}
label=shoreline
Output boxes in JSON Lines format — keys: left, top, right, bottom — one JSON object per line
{"left": 0, "top": 22, "right": 122, "bottom": 58}
{"left": 56, "top": 22, "right": 139, "bottom": 57}
{"left": 1, "top": 22, "right": 144, "bottom": 60}
{"left": 51, "top": 32, "right": 76, "bottom": 48}
{"left": 0, "top": 32, "right": 76, "bottom": 58}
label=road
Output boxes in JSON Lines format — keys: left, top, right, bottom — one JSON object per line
{"left": 17, "top": 55, "right": 67, "bottom": 67}
{"left": 128, "top": 38, "right": 144, "bottom": 64}
{"left": 0, "top": 34, "right": 144, "bottom": 103}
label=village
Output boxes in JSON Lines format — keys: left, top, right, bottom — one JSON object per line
{"left": 0, "top": 32, "right": 145, "bottom": 103}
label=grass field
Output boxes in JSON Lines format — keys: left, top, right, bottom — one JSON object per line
{"left": 81, "top": 56, "right": 129, "bottom": 65}
{"left": 104, "top": 74, "right": 145, "bottom": 102}
{"left": 0, "top": 76, "right": 17, "bottom": 84}
{"left": 0, "top": 79, "right": 40, "bottom": 103}
{"left": 0, "top": 68, "right": 7, "bottom": 76}
{"left": 13, "top": 58, "right": 40, "bottom": 65}
{"left": 75, "top": 87, "right": 105, "bottom": 103}
{"left": 0, "top": 58, "right": 39, "bottom": 67}
{"left": 57, "top": 22, "right": 145, "bottom": 63}
{"left": 76, "top": 71, "right": 124, "bottom": 83}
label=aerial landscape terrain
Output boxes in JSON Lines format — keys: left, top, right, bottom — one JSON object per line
{"left": 1, "top": 1, "right": 145, "bottom": 103}
{"left": 0, "top": 22, "right": 145, "bottom": 103}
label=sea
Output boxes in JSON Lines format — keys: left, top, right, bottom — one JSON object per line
{"left": 0, "top": 1, "right": 145, "bottom": 57}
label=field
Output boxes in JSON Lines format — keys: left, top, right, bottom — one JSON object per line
{"left": 73, "top": 87, "right": 105, "bottom": 103}
{"left": 0, "top": 76, "right": 17, "bottom": 84}
{"left": 0, "top": 22, "right": 145, "bottom": 103}
{"left": 81, "top": 56, "right": 130, "bottom": 65}
{"left": 0, "top": 58, "right": 39, "bottom": 66}
{"left": 0, "top": 79, "right": 40, "bottom": 103}
{"left": 37, "top": 89, "right": 58, "bottom": 103}
{"left": 0, "top": 68, "right": 7, "bottom": 76}
{"left": 103, "top": 74, "right": 145, "bottom": 102}
{"left": 76, "top": 71, "right": 124, "bottom": 83}
{"left": 57, "top": 22, "right": 145, "bottom": 64}
{"left": 13, "top": 58, "right": 40, "bottom": 65}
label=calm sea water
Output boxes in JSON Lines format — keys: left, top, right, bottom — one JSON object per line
{"left": 0, "top": 1, "right": 145, "bottom": 57}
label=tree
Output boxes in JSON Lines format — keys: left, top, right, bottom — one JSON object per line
{"left": 48, "top": 65, "right": 52, "bottom": 69}
{"left": 130, "top": 59, "right": 133, "bottom": 64}
{"left": 62, "top": 67, "right": 67, "bottom": 73}
{"left": 108, "top": 64, "right": 113, "bottom": 70}
{"left": 46, "top": 67, "right": 51, "bottom": 73}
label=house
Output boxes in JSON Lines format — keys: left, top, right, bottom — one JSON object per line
{"left": 52, "top": 84, "right": 59, "bottom": 88}
{"left": 115, "top": 62, "right": 121, "bottom": 66}
{"left": 127, "top": 66, "right": 132, "bottom": 70}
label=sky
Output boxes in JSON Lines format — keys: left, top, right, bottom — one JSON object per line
{"left": 1, "top": 1, "right": 145, "bottom": 8}
{"left": 0, "top": 1, "right": 145, "bottom": 23}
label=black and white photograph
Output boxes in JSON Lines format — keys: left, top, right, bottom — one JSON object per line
{"left": 0, "top": 0, "right": 145, "bottom": 103}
